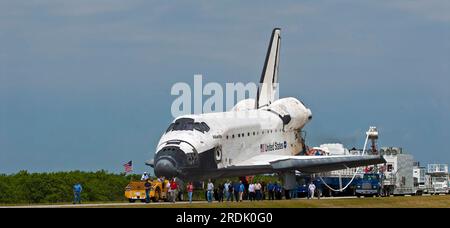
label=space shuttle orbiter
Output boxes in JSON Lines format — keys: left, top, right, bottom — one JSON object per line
{"left": 147, "top": 28, "right": 385, "bottom": 184}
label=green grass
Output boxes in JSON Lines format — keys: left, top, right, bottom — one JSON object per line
{"left": 87, "top": 195, "right": 450, "bottom": 208}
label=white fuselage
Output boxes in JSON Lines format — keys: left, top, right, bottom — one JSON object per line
{"left": 153, "top": 97, "right": 312, "bottom": 180}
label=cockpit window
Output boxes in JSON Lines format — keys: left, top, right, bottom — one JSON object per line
{"left": 166, "top": 118, "right": 210, "bottom": 133}
{"left": 194, "top": 122, "right": 203, "bottom": 132}
{"left": 193, "top": 122, "right": 211, "bottom": 133}
{"left": 172, "top": 118, "right": 194, "bottom": 131}
{"left": 201, "top": 122, "right": 210, "bottom": 132}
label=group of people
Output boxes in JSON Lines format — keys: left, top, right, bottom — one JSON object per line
{"left": 72, "top": 175, "right": 321, "bottom": 204}
{"left": 142, "top": 175, "right": 314, "bottom": 204}
{"left": 205, "top": 180, "right": 244, "bottom": 203}
{"left": 204, "top": 180, "right": 322, "bottom": 202}
{"left": 141, "top": 172, "right": 321, "bottom": 203}
{"left": 142, "top": 174, "right": 181, "bottom": 204}
{"left": 205, "top": 180, "right": 287, "bottom": 203}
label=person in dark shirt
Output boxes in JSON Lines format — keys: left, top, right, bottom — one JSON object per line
{"left": 227, "top": 181, "right": 234, "bottom": 202}
{"left": 144, "top": 180, "right": 151, "bottom": 203}
{"left": 233, "top": 182, "right": 241, "bottom": 202}
{"left": 261, "top": 182, "right": 267, "bottom": 200}
{"left": 267, "top": 182, "right": 275, "bottom": 200}
{"left": 274, "top": 182, "right": 282, "bottom": 200}
{"left": 218, "top": 184, "right": 224, "bottom": 202}
{"left": 213, "top": 188, "right": 218, "bottom": 202}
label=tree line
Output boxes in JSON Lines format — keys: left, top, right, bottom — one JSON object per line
{"left": 0, "top": 170, "right": 139, "bottom": 204}
{"left": 0, "top": 170, "right": 282, "bottom": 204}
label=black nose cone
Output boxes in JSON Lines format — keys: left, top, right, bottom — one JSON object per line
{"left": 154, "top": 158, "right": 178, "bottom": 177}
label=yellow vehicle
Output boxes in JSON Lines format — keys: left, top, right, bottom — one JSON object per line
{"left": 149, "top": 179, "right": 169, "bottom": 202}
{"left": 124, "top": 179, "right": 169, "bottom": 203}
{"left": 124, "top": 181, "right": 146, "bottom": 203}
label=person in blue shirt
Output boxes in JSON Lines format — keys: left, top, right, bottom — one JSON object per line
{"left": 233, "top": 182, "right": 240, "bottom": 202}
{"left": 239, "top": 181, "right": 245, "bottom": 202}
{"left": 73, "top": 183, "right": 82, "bottom": 204}
{"left": 274, "top": 182, "right": 282, "bottom": 200}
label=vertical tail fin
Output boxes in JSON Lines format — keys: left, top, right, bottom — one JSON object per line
{"left": 256, "top": 28, "right": 281, "bottom": 109}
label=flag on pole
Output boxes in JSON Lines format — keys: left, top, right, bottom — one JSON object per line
{"left": 123, "top": 160, "right": 132, "bottom": 173}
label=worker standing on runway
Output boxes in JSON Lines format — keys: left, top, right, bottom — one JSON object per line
{"left": 274, "top": 182, "right": 282, "bottom": 200}
{"left": 207, "top": 180, "right": 214, "bottom": 203}
{"left": 170, "top": 178, "right": 178, "bottom": 203}
{"left": 308, "top": 182, "right": 316, "bottom": 199}
{"left": 141, "top": 172, "right": 149, "bottom": 181}
{"left": 248, "top": 182, "right": 255, "bottom": 201}
{"left": 165, "top": 179, "right": 171, "bottom": 199}
{"left": 268, "top": 182, "right": 274, "bottom": 200}
{"left": 227, "top": 181, "right": 234, "bottom": 202}
{"left": 218, "top": 183, "right": 224, "bottom": 202}
{"left": 144, "top": 180, "right": 151, "bottom": 203}
{"left": 239, "top": 181, "right": 245, "bottom": 202}
{"left": 186, "top": 182, "right": 194, "bottom": 203}
{"left": 73, "top": 183, "right": 82, "bottom": 204}
{"left": 224, "top": 181, "right": 230, "bottom": 201}
{"left": 255, "top": 182, "right": 262, "bottom": 201}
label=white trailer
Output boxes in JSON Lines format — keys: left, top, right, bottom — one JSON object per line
{"left": 379, "top": 147, "right": 421, "bottom": 195}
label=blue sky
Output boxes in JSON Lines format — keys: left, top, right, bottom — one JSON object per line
{"left": 0, "top": 0, "right": 449, "bottom": 174}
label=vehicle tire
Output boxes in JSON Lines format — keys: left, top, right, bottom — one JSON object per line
{"left": 128, "top": 199, "right": 135, "bottom": 203}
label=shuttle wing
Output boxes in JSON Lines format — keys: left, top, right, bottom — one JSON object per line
{"left": 229, "top": 154, "right": 385, "bottom": 174}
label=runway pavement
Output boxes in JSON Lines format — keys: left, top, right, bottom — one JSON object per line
{"left": 0, "top": 196, "right": 359, "bottom": 208}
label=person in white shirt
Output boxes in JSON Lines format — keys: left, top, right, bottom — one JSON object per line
{"left": 255, "top": 182, "right": 262, "bottom": 201}
{"left": 224, "top": 181, "right": 230, "bottom": 201}
{"left": 248, "top": 183, "right": 256, "bottom": 201}
{"left": 165, "top": 180, "right": 172, "bottom": 201}
{"left": 308, "top": 182, "right": 316, "bottom": 199}
{"left": 207, "top": 180, "right": 214, "bottom": 203}
{"left": 141, "top": 172, "right": 149, "bottom": 181}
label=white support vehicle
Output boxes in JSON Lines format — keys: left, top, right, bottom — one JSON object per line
{"left": 413, "top": 166, "right": 430, "bottom": 193}
{"left": 379, "top": 147, "right": 421, "bottom": 196}
{"left": 427, "top": 164, "right": 449, "bottom": 194}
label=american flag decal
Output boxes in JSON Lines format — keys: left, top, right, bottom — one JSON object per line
{"left": 260, "top": 144, "right": 266, "bottom": 153}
